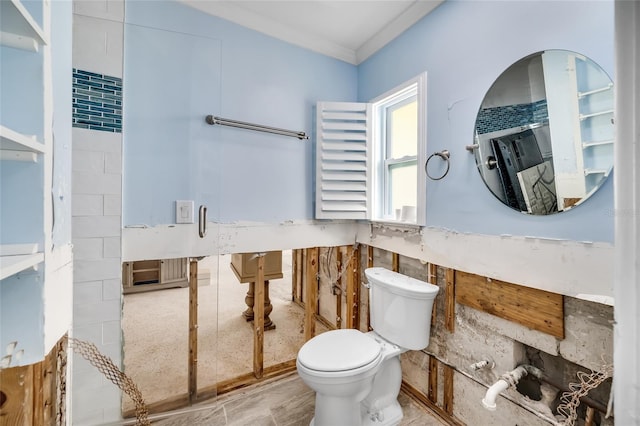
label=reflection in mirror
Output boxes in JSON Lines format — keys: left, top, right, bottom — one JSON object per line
{"left": 473, "top": 50, "right": 614, "bottom": 215}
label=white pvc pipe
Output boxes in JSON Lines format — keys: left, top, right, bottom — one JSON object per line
{"left": 481, "top": 379, "right": 509, "bottom": 411}
{"left": 481, "top": 365, "right": 539, "bottom": 411}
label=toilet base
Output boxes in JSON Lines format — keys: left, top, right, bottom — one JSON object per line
{"left": 361, "top": 399, "right": 402, "bottom": 426}
{"left": 309, "top": 400, "right": 402, "bottom": 426}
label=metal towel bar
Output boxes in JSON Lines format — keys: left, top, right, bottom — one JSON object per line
{"left": 205, "top": 115, "right": 308, "bottom": 140}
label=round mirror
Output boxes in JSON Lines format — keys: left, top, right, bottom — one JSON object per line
{"left": 473, "top": 50, "right": 614, "bottom": 215}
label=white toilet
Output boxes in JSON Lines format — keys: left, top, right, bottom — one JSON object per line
{"left": 296, "top": 267, "right": 439, "bottom": 426}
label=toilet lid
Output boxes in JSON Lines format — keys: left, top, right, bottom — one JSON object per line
{"left": 297, "top": 329, "right": 381, "bottom": 372}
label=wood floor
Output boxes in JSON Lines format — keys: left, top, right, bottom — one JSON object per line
{"left": 145, "top": 372, "right": 449, "bottom": 426}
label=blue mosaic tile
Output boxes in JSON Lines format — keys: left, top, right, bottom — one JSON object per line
{"left": 72, "top": 68, "right": 123, "bottom": 133}
{"left": 476, "top": 99, "right": 548, "bottom": 134}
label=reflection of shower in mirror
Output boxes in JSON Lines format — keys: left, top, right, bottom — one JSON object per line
{"left": 472, "top": 50, "right": 614, "bottom": 215}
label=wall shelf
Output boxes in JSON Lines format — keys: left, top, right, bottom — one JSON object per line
{"left": 0, "top": 126, "right": 44, "bottom": 163}
{"left": 579, "top": 109, "right": 614, "bottom": 121}
{"left": 578, "top": 83, "right": 613, "bottom": 98}
{"left": 0, "top": 254, "right": 43, "bottom": 280}
{"left": 584, "top": 168, "right": 610, "bottom": 177}
{"left": 583, "top": 139, "right": 614, "bottom": 148}
{"left": 1, "top": 244, "right": 43, "bottom": 280}
{"left": 0, "top": 0, "right": 47, "bottom": 51}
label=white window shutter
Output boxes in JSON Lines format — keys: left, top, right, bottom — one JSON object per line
{"left": 315, "top": 102, "right": 372, "bottom": 220}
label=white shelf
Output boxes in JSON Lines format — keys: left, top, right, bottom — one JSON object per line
{"left": 0, "top": 125, "right": 45, "bottom": 157}
{"left": 0, "top": 0, "right": 47, "bottom": 51}
{"left": 578, "top": 83, "right": 613, "bottom": 98}
{"left": 579, "top": 109, "right": 614, "bottom": 121}
{"left": 0, "top": 253, "right": 44, "bottom": 280}
{"left": 583, "top": 139, "right": 614, "bottom": 148}
{"left": 584, "top": 168, "right": 610, "bottom": 177}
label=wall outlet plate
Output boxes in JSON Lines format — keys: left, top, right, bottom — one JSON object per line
{"left": 176, "top": 200, "right": 194, "bottom": 224}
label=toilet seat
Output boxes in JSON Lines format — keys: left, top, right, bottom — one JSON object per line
{"left": 297, "top": 329, "right": 381, "bottom": 372}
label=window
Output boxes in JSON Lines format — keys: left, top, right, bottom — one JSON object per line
{"left": 372, "top": 79, "right": 424, "bottom": 223}
{"left": 315, "top": 73, "right": 426, "bottom": 225}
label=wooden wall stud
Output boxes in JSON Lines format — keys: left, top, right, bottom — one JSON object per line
{"left": 445, "top": 268, "right": 455, "bottom": 332}
{"left": 443, "top": 364, "right": 454, "bottom": 416}
{"left": 304, "top": 247, "right": 319, "bottom": 341}
{"left": 188, "top": 258, "right": 198, "bottom": 402}
{"left": 428, "top": 355, "right": 438, "bottom": 404}
{"left": 253, "top": 254, "right": 265, "bottom": 379}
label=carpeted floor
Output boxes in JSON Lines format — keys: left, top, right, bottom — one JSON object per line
{"left": 122, "top": 251, "right": 308, "bottom": 411}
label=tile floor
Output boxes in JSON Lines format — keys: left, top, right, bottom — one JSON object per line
{"left": 148, "top": 372, "right": 448, "bottom": 425}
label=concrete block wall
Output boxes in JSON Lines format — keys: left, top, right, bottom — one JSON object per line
{"left": 362, "top": 249, "right": 614, "bottom": 425}
{"left": 71, "top": 1, "right": 124, "bottom": 423}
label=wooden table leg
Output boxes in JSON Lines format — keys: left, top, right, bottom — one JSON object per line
{"left": 242, "top": 280, "right": 276, "bottom": 330}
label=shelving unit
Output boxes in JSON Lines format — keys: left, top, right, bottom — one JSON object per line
{"left": 122, "top": 258, "right": 189, "bottom": 294}
{"left": 0, "top": 0, "right": 48, "bottom": 51}
{"left": 0, "top": 125, "right": 45, "bottom": 162}
{"left": 0, "top": 0, "right": 48, "bottom": 282}
{"left": 574, "top": 56, "right": 615, "bottom": 196}
{"left": 1, "top": 0, "right": 52, "bottom": 365}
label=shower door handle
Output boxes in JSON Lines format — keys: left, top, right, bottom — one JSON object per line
{"left": 198, "top": 205, "right": 207, "bottom": 238}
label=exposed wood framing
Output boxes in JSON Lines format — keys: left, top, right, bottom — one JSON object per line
{"left": 367, "top": 245, "right": 373, "bottom": 331}
{"left": 253, "top": 254, "right": 265, "bottom": 379}
{"left": 392, "top": 252, "right": 399, "bottom": 272}
{"left": 336, "top": 249, "right": 343, "bottom": 329}
{"left": 400, "top": 380, "right": 464, "bottom": 426}
{"left": 428, "top": 355, "right": 438, "bottom": 403}
{"left": 429, "top": 263, "right": 438, "bottom": 328}
{"left": 0, "top": 334, "right": 66, "bottom": 425}
{"left": 292, "top": 250, "right": 300, "bottom": 302}
{"left": 345, "top": 245, "right": 359, "bottom": 329}
{"left": 445, "top": 268, "right": 455, "bottom": 332}
{"left": 456, "top": 270, "right": 565, "bottom": 338}
{"left": 188, "top": 258, "right": 198, "bottom": 402}
{"left": 443, "top": 364, "right": 454, "bottom": 416}
{"left": 305, "top": 247, "right": 319, "bottom": 341}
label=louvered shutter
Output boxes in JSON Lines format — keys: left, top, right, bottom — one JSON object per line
{"left": 315, "top": 102, "right": 372, "bottom": 219}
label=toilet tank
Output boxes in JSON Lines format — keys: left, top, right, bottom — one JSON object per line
{"left": 365, "top": 267, "right": 439, "bottom": 350}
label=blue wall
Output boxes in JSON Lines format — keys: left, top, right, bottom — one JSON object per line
{"left": 123, "top": 1, "right": 357, "bottom": 226}
{"left": 122, "top": 0, "right": 615, "bottom": 243}
{"left": 358, "top": 0, "right": 615, "bottom": 242}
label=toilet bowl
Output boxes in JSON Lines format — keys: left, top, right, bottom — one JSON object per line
{"left": 297, "top": 329, "right": 404, "bottom": 426}
{"left": 296, "top": 267, "right": 439, "bottom": 426}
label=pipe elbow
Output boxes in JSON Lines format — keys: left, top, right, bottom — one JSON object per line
{"left": 481, "top": 379, "right": 509, "bottom": 411}
{"left": 481, "top": 364, "right": 541, "bottom": 411}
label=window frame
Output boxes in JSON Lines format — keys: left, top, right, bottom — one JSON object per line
{"left": 371, "top": 73, "right": 427, "bottom": 225}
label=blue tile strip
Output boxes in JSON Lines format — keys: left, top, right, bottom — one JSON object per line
{"left": 476, "top": 99, "right": 548, "bottom": 134}
{"left": 72, "top": 68, "right": 123, "bottom": 133}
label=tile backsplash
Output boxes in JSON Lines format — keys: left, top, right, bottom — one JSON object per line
{"left": 475, "top": 99, "right": 548, "bottom": 135}
{"left": 72, "top": 69, "right": 122, "bottom": 133}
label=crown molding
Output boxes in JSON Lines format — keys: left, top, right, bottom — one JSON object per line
{"left": 356, "top": 1, "right": 443, "bottom": 64}
{"left": 181, "top": 0, "right": 358, "bottom": 64}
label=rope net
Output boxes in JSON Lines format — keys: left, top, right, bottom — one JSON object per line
{"left": 68, "top": 337, "right": 150, "bottom": 426}
{"left": 556, "top": 363, "right": 613, "bottom": 426}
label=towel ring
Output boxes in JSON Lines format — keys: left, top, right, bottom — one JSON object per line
{"left": 425, "top": 150, "right": 450, "bottom": 180}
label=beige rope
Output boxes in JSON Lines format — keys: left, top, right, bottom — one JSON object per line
{"left": 68, "top": 337, "right": 150, "bottom": 426}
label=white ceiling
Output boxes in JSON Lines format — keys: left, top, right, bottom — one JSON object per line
{"left": 181, "top": 0, "right": 445, "bottom": 65}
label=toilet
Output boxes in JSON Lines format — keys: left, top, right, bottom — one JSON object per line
{"left": 296, "top": 267, "right": 439, "bottom": 426}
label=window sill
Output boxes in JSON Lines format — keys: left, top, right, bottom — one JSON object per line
{"left": 370, "top": 220, "right": 423, "bottom": 232}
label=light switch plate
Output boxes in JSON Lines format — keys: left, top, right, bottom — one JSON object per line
{"left": 176, "top": 200, "right": 194, "bottom": 224}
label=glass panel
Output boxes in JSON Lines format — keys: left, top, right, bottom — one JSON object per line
{"left": 388, "top": 99, "right": 417, "bottom": 159}
{"left": 122, "top": 259, "right": 190, "bottom": 410}
{"left": 389, "top": 162, "right": 417, "bottom": 218}
{"left": 198, "top": 253, "right": 219, "bottom": 400}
